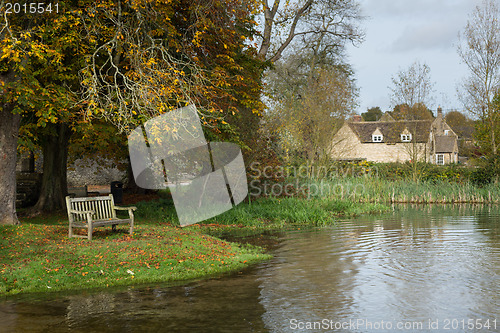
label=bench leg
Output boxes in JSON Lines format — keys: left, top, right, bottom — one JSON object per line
{"left": 87, "top": 225, "right": 93, "bottom": 241}
{"left": 69, "top": 223, "right": 73, "bottom": 238}
{"left": 129, "top": 221, "right": 133, "bottom": 235}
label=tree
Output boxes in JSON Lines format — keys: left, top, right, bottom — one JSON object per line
{"left": 1, "top": 1, "right": 76, "bottom": 223}
{"left": 265, "top": 52, "right": 357, "bottom": 169}
{"left": 445, "top": 110, "right": 475, "bottom": 139}
{"left": 262, "top": 0, "right": 363, "bottom": 171}
{"left": 389, "top": 61, "right": 435, "bottom": 181}
{"left": 0, "top": 81, "right": 20, "bottom": 225}
{"left": 445, "top": 110, "right": 477, "bottom": 158}
{"left": 258, "top": 0, "right": 364, "bottom": 62}
{"left": 1, "top": 0, "right": 266, "bottom": 220}
{"left": 389, "top": 61, "right": 434, "bottom": 114}
{"left": 391, "top": 103, "right": 434, "bottom": 121}
{"left": 361, "top": 107, "right": 382, "bottom": 121}
{"left": 10, "top": 3, "right": 101, "bottom": 215}
{"left": 181, "top": 0, "right": 266, "bottom": 153}
{"left": 457, "top": 0, "right": 500, "bottom": 157}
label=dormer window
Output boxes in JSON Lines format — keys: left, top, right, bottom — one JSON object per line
{"left": 401, "top": 134, "right": 412, "bottom": 142}
{"left": 371, "top": 128, "right": 383, "bottom": 142}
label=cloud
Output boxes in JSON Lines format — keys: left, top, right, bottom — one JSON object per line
{"left": 390, "top": 22, "right": 459, "bottom": 52}
{"left": 357, "top": 0, "right": 480, "bottom": 53}
{"left": 361, "top": 0, "right": 476, "bottom": 20}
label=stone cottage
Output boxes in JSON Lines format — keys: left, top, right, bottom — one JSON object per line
{"left": 331, "top": 107, "right": 459, "bottom": 164}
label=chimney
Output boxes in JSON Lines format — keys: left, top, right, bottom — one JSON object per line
{"left": 437, "top": 106, "right": 443, "bottom": 118}
{"left": 352, "top": 115, "right": 363, "bottom": 122}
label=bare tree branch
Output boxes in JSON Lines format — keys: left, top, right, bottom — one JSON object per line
{"left": 258, "top": 0, "right": 364, "bottom": 62}
{"left": 268, "top": 0, "right": 313, "bottom": 62}
{"left": 390, "top": 61, "right": 435, "bottom": 111}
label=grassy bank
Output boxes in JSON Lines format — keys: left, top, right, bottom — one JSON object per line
{"left": 1, "top": 196, "right": 388, "bottom": 296}
{"left": 134, "top": 196, "right": 389, "bottom": 237}
{"left": 0, "top": 222, "right": 269, "bottom": 296}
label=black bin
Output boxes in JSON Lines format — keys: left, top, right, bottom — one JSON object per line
{"left": 110, "top": 181, "right": 123, "bottom": 204}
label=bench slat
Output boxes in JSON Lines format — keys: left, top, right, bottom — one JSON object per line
{"left": 94, "top": 200, "right": 99, "bottom": 219}
{"left": 98, "top": 200, "right": 103, "bottom": 219}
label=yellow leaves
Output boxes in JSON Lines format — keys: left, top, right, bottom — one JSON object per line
{"left": 0, "top": 44, "right": 21, "bottom": 63}
{"left": 146, "top": 57, "right": 157, "bottom": 66}
{"left": 215, "top": 79, "right": 231, "bottom": 88}
{"left": 192, "top": 31, "right": 204, "bottom": 48}
{"left": 0, "top": 47, "right": 11, "bottom": 61}
{"left": 216, "top": 54, "right": 235, "bottom": 63}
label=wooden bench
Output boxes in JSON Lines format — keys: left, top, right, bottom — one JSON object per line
{"left": 65, "top": 194, "right": 137, "bottom": 240}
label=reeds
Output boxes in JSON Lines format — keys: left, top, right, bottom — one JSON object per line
{"left": 301, "top": 177, "right": 500, "bottom": 204}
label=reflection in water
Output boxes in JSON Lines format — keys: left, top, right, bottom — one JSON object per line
{"left": 260, "top": 208, "right": 500, "bottom": 332}
{"left": 0, "top": 274, "right": 268, "bottom": 333}
{"left": 1, "top": 205, "right": 499, "bottom": 332}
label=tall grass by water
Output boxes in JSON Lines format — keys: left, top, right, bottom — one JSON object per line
{"left": 304, "top": 177, "right": 500, "bottom": 204}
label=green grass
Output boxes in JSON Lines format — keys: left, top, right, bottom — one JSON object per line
{"left": 134, "top": 196, "right": 389, "bottom": 237}
{"left": 0, "top": 222, "right": 270, "bottom": 296}
{"left": 205, "top": 197, "right": 388, "bottom": 226}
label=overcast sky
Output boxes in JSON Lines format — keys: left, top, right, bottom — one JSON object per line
{"left": 347, "top": 0, "right": 483, "bottom": 115}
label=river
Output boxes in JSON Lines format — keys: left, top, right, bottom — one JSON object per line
{"left": 1, "top": 205, "right": 499, "bottom": 332}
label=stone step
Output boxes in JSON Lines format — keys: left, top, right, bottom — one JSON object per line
{"left": 17, "top": 180, "right": 39, "bottom": 186}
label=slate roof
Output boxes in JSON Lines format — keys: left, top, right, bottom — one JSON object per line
{"left": 434, "top": 136, "right": 457, "bottom": 153}
{"left": 347, "top": 120, "right": 433, "bottom": 143}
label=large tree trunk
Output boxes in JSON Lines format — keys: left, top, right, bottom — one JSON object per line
{"left": 30, "top": 123, "right": 72, "bottom": 213}
{"left": 125, "top": 156, "right": 145, "bottom": 194}
{"left": 0, "top": 105, "right": 21, "bottom": 225}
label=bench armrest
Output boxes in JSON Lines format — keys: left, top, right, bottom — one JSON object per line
{"left": 114, "top": 206, "right": 137, "bottom": 211}
{"left": 114, "top": 206, "right": 136, "bottom": 221}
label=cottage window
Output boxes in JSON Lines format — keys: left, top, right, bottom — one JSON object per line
{"left": 436, "top": 154, "right": 444, "bottom": 165}
{"left": 444, "top": 130, "right": 449, "bottom": 136}
{"left": 401, "top": 134, "right": 412, "bottom": 142}
{"left": 372, "top": 135, "right": 383, "bottom": 142}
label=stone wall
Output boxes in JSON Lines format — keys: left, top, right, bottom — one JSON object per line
{"left": 67, "top": 157, "right": 128, "bottom": 187}
{"left": 17, "top": 153, "right": 128, "bottom": 187}
{"left": 355, "top": 141, "right": 429, "bottom": 163}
